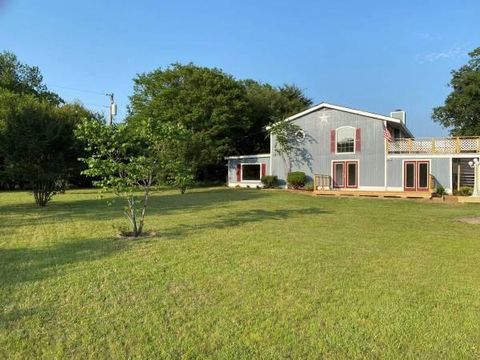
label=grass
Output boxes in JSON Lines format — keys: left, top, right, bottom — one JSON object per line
{"left": 1, "top": 188, "right": 480, "bottom": 359}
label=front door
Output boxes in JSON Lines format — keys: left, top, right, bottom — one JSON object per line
{"left": 404, "top": 161, "right": 429, "bottom": 191}
{"left": 333, "top": 161, "right": 358, "bottom": 188}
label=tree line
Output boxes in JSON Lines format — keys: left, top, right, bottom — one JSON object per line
{"left": 1, "top": 47, "right": 478, "bottom": 236}
{"left": 0, "top": 51, "right": 312, "bottom": 208}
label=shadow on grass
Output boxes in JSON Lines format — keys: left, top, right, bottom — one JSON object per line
{"left": 0, "top": 188, "right": 270, "bottom": 229}
{"left": 0, "top": 306, "right": 47, "bottom": 330}
{"left": 159, "top": 207, "right": 330, "bottom": 239}
{"left": 0, "top": 237, "right": 129, "bottom": 288}
{"left": 0, "top": 207, "right": 330, "bottom": 286}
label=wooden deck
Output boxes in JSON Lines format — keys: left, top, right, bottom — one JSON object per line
{"left": 457, "top": 196, "right": 480, "bottom": 203}
{"left": 314, "top": 189, "right": 433, "bottom": 199}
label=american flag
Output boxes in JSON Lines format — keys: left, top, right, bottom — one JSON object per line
{"left": 383, "top": 124, "right": 393, "bottom": 141}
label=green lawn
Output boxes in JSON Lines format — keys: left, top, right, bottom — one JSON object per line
{"left": 1, "top": 188, "right": 480, "bottom": 359}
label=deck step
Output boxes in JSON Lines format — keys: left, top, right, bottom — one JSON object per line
{"left": 314, "top": 190, "right": 432, "bottom": 199}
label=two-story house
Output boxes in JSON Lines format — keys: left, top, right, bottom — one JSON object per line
{"left": 225, "top": 103, "right": 480, "bottom": 197}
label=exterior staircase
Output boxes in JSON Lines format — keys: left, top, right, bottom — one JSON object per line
{"left": 459, "top": 159, "right": 475, "bottom": 187}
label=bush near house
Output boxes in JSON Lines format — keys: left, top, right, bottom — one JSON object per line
{"left": 457, "top": 186, "right": 473, "bottom": 196}
{"left": 287, "top": 171, "right": 306, "bottom": 189}
{"left": 261, "top": 175, "right": 278, "bottom": 188}
{"left": 435, "top": 184, "right": 446, "bottom": 196}
{"left": 304, "top": 181, "right": 314, "bottom": 191}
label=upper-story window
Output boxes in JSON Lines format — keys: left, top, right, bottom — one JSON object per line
{"left": 336, "top": 126, "right": 355, "bottom": 153}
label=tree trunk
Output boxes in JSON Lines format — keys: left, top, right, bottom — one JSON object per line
{"left": 138, "top": 175, "right": 153, "bottom": 235}
{"left": 33, "top": 181, "right": 55, "bottom": 206}
{"left": 123, "top": 197, "right": 139, "bottom": 237}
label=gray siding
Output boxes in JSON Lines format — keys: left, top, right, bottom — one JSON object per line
{"left": 271, "top": 109, "right": 386, "bottom": 187}
{"left": 387, "top": 157, "right": 451, "bottom": 191}
{"left": 227, "top": 156, "right": 270, "bottom": 186}
{"left": 432, "top": 158, "right": 451, "bottom": 189}
{"left": 386, "top": 158, "right": 403, "bottom": 188}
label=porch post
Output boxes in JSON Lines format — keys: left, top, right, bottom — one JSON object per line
{"left": 457, "top": 163, "right": 461, "bottom": 192}
{"left": 384, "top": 121, "right": 388, "bottom": 191}
{"left": 468, "top": 159, "right": 480, "bottom": 197}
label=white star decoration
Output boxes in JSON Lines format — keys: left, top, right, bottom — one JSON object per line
{"left": 318, "top": 112, "right": 329, "bottom": 123}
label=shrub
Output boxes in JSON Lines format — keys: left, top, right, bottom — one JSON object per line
{"left": 435, "top": 185, "right": 446, "bottom": 196}
{"left": 304, "top": 181, "right": 314, "bottom": 191}
{"left": 261, "top": 175, "right": 278, "bottom": 189}
{"left": 287, "top": 171, "right": 306, "bottom": 189}
{"left": 458, "top": 186, "right": 473, "bottom": 196}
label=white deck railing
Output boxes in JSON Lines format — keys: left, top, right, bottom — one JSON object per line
{"left": 388, "top": 137, "right": 480, "bottom": 154}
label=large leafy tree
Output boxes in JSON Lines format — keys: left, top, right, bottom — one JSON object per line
{"left": 128, "top": 63, "right": 251, "bottom": 176}
{"left": 0, "top": 52, "right": 95, "bottom": 191}
{"left": 242, "top": 80, "right": 312, "bottom": 153}
{"left": 56, "top": 102, "right": 105, "bottom": 187}
{"left": 0, "top": 51, "right": 62, "bottom": 105}
{"left": 0, "top": 92, "right": 79, "bottom": 206}
{"left": 432, "top": 47, "right": 480, "bottom": 135}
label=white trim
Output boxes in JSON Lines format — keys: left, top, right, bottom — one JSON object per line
{"left": 385, "top": 186, "right": 404, "bottom": 192}
{"left": 228, "top": 183, "right": 262, "bottom": 188}
{"left": 389, "top": 153, "right": 479, "bottom": 159}
{"left": 330, "top": 159, "right": 360, "bottom": 188}
{"left": 224, "top": 153, "right": 271, "bottom": 160}
{"left": 449, "top": 157, "right": 453, "bottom": 194}
{"left": 295, "top": 130, "right": 306, "bottom": 142}
{"left": 384, "top": 121, "right": 388, "bottom": 191}
{"left": 240, "top": 163, "right": 262, "bottom": 182}
{"left": 269, "top": 133, "right": 273, "bottom": 176}
{"left": 358, "top": 186, "right": 385, "bottom": 191}
{"left": 402, "top": 159, "right": 431, "bottom": 191}
{"left": 266, "top": 102, "right": 415, "bottom": 139}
{"left": 321, "top": 186, "right": 405, "bottom": 192}
{"left": 285, "top": 102, "right": 402, "bottom": 124}
{"left": 335, "top": 126, "right": 356, "bottom": 155}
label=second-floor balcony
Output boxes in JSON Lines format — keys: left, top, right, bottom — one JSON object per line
{"left": 387, "top": 137, "right": 480, "bottom": 155}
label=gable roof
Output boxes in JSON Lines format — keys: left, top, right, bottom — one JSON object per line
{"left": 281, "top": 102, "right": 414, "bottom": 137}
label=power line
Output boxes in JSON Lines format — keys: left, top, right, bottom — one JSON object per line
{"left": 50, "top": 84, "right": 119, "bottom": 123}
{"left": 49, "top": 84, "right": 107, "bottom": 96}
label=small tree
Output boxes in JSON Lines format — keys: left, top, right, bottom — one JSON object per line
{"left": 76, "top": 118, "right": 191, "bottom": 237}
{"left": 268, "top": 120, "right": 303, "bottom": 177}
{"left": 167, "top": 164, "right": 195, "bottom": 195}
{"left": 159, "top": 125, "right": 196, "bottom": 194}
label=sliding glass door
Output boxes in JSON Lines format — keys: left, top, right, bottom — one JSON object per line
{"left": 404, "top": 161, "right": 429, "bottom": 191}
{"left": 333, "top": 161, "right": 358, "bottom": 188}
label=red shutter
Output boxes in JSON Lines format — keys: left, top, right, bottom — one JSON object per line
{"left": 261, "top": 163, "right": 266, "bottom": 177}
{"left": 355, "top": 128, "right": 361, "bottom": 152}
{"left": 236, "top": 164, "right": 241, "bottom": 182}
{"left": 330, "top": 130, "right": 336, "bottom": 153}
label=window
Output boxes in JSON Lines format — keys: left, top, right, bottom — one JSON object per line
{"left": 295, "top": 130, "right": 305, "bottom": 142}
{"left": 241, "top": 164, "right": 261, "bottom": 181}
{"left": 336, "top": 127, "right": 355, "bottom": 153}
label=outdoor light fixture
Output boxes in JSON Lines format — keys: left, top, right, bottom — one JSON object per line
{"left": 468, "top": 158, "right": 480, "bottom": 197}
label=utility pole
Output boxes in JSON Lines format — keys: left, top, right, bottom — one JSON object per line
{"left": 106, "top": 93, "right": 117, "bottom": 125}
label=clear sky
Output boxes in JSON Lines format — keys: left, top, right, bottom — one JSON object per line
{"left": 1, "top": 0, "right": 478, "bottom": 136}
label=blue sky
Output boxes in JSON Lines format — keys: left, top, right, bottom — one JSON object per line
{"left": 1, "top": 0, "right": 478, "bottom": 136}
